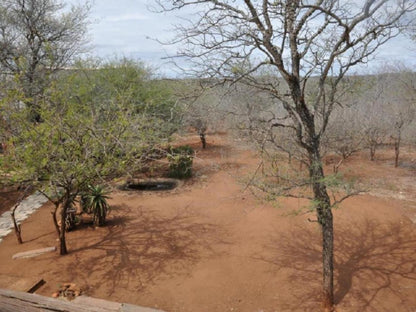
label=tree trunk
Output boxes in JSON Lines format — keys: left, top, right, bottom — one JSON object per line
{"left": 51, "top": 203, "right": 60, "bottom": 237}
{"left": 199, "top": 132, "right": 206, "bottom": 149}
{"left": 99, "top": 214, "right": 105, "bottom": 227}
{"left": 320, "top": 209, "right": 334, "bottom": 311}
{"left": 394, "top": 138, "right": 400, "bottom": 168}
{"left": 94, "top": 212, "right": 105, "bottom": 227}
{"left": 370, "top": 144, "right": 376, "bottom": 161}
{"left": 11, "top": 208, "right": 23, "bottom": 244}
{"left": 10, "top": 192, "right": 30, "bottom": 244}
{"left": 333, "top": 158, "right": 343, "bottom": 174}
{"left": 59, "top": 199, "right": 69, "bottom": 255}
{"left": 309, "top": 150, "right": 334, "bottom": 311}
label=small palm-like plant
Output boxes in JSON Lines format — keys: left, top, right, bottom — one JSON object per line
{"left": 82, "top": 185, "right": 111, "bottom": 226}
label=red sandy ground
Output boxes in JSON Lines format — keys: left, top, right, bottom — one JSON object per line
{"left": 0, "top": 133, "right": 416, "bottom": 312}
{"left": 0, "top": 188, "right": 22, "bottom": 215}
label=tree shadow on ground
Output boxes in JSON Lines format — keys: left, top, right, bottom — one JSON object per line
{"left": 24, "top": 230, "right": 55, "bottom": 243}
{"left": 66, "top": 204, "right": 229, "bottom": 297}
{"left": 253, "top": 219, "right": 416, "bottom": 311}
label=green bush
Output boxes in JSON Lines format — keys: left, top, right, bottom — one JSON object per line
{"left": 168, "top": 145, "right": 194, "bottom": 179}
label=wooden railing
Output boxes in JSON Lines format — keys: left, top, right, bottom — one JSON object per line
{"left": 0, "top": 288, "right": 165, "bottom": 312}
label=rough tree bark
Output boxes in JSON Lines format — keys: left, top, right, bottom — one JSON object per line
{"left": 58, "top": 191, "right": 72, "bottom": 255}
{"left": 59, "top": 206, "right": 68, "bottom": 255}
{"left": 51, "top": 203, "right": 60, "bottom": 237}
{"left": 309, "top": 150, "right": 334, "bottom": 308}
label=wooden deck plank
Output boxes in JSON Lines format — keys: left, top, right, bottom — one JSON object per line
{"left": 0, "top": 288, "right": 165, "bottom": 311}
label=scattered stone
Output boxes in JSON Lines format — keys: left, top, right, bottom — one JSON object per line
{"left": 54, "top": 283, "right": 82, "bottom": 301}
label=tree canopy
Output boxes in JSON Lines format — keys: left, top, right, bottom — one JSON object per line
{"left": 0, "top": 0, "right": 90, "bottom": 121}
{"left": 1, "top": 58, "right": 180, "bottom": 254}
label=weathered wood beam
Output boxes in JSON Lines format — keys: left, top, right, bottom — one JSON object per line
{"left": 0, "top": 288, "right": 165, "bottom": 312}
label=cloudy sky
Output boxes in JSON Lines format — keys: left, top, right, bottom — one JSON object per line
{"left": 72, "top": 0, "right": 187, "bottom": 76}
{"left": 70, "top": 0, "right": 416, "bottom": 77}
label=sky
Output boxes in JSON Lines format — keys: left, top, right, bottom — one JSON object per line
{"left": 68, "top": 0, "right": 416, "bottom": 77}
{"left": 71, "top": 0, "right": 188, "bottom": 76}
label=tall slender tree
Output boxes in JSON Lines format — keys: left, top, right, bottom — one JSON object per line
{"left": 157, "top": 0, "right": 415, "bottom": 309}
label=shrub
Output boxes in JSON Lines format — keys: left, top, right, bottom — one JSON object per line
{"left": 167, "top": 145, "right": 194, "bottom": 179}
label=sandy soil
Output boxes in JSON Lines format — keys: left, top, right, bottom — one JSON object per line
{"left": 0, "top": 187, "right": 22, "bottom": 215}
{"left": 0, "top": 134, "right": 415, "bottom": 312}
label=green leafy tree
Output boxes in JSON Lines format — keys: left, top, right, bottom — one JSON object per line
{"left": 2, "top": 59, "right": 179, "bottom": 255}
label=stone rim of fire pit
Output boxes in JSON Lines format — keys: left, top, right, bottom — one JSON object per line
{"left": 120, "top": 178, "right": 182, "bottom": 192}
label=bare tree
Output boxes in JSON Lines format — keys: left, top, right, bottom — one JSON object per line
{"left": 226, "top": 83, "right": 307, "bottom": 163}
{"left": 374, "top": 65, "right": 416, "bottom": 167}
{"left": 177, "top": 81, "right": 229, "bottom": 148}
{"left": 390, "top": 68, "right": 416, "bottom": 167}
{"left": 348, "top": 67, "right": 415, "bottom": 164}
{"left": 390, "top": 109, "right": 413, "bottom": 167}
{"left": 324, "top": 105, "right": 365, "bottom": 172}
{"left": 157, "top": 0, "right": 415, "bottom": 309}
{"left": 0, "top": 0, "right": 90, "bottom": 121}
{"left": 360, "top": 74, "right": 390, "bottom": 161}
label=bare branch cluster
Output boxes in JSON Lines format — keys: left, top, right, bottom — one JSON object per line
{"left": 0, "top": 0, "right": 90, "bottom": 102}
{"left": 161, "top": 0, "right": 414, "bottom": 156}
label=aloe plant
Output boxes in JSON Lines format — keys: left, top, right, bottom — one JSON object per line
{"left": 83, "top": 185, "right": 111, "bottom": 226}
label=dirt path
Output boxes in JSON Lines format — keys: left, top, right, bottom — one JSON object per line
{"left": 0, "top": 134, "right": 415, "bottom": 312}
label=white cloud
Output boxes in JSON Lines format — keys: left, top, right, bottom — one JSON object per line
{"left": 65, "top": 0, "right": 416, "bottom": 77}
{"left": 104, "top": 13, "right": 150, "bottom": 22}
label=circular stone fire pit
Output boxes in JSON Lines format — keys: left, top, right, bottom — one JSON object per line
{"left": 122, "top": 178, "right": 179, "bottom": 191}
